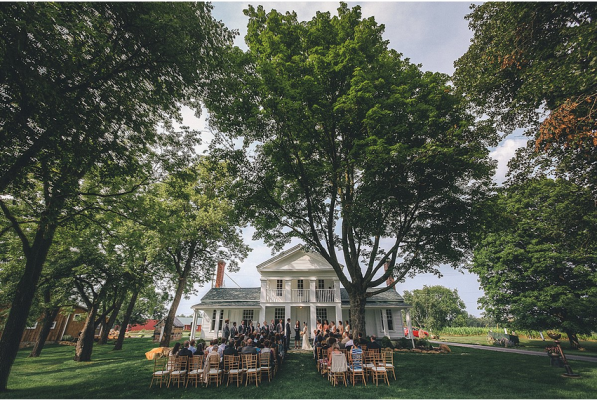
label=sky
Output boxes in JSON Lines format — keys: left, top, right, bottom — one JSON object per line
{"left": 174, "top": 1, "right": 529, "bottom": 318}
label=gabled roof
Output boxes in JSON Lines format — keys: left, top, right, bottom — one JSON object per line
{"left": 255, "top": 245, "right": 303, "bottom": 270}
{"left": 157, "top": 317, "right": 184, "bottom": 328}
{"left": 256, "top": 245, "right": 337, "bottom": 273}
{"left": 192, "top": 288, "right": 261, "bottom": 308}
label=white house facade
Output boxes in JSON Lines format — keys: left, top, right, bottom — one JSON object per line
{"left": 190, "top": 245, "right": 412, "bottom": 341}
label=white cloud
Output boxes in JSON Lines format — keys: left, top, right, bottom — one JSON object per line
{"left": 489, "top": 136, "right": 528, "bottom": 185}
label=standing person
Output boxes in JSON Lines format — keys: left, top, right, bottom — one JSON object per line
{"left": 269, "top": 319, "right": 276, "bottom": 333}
{"left": 262, "top": 320, "right": 269, "bottom": 336}
{"left": 239, "top": 320, "right": 247, "bottom": 335}
{"left": 285, "top": 318, "right": 292, "bottom": 351}
{"left": 230, "top": 321, "right": 238, "bottom": 338}
{"left": 337, "top": 320, "right": 343, "bottom": 334}
{"left": 344, "top": 320, "right": 350, "bottom": 334}
{"left": 316, "top": 319, "right": 322, "bottom": 332}
{"left": 294, "top": 321, "right": 301, "bottom": 349}
{"left": 277, "top": 319, "right": 284, "bottom": 335}
{"left": 301, "top": 322, "right": 313, "bottom": 350}
{"left": 223, "top": 319, "right": 230, "bottom": 341}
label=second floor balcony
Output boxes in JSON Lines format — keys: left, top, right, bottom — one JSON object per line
{"left": 264, "top": 288, "right": 336, "bottom": 303}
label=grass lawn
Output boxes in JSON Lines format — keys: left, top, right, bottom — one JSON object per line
{"left": 438, "top": 335, "right": 597, "bottom": 358}
{"left": 1, "top": 337, "right": 596, "bottom": 399}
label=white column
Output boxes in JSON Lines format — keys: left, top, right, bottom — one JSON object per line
{"left": 259, "top": 305, "right": 266, "bottom": 325}
{"left": 383, "top": 310, "right": 389, "bottom": 338}
{"left": 309, "top": 279, "right": 316, "bottom": 303}
{"left": 190, "top": 309, "right": 198, "bottom": 341}
{"left": 335, "top": 304, "right": 343, "bottom": 326}
{"left": 406, "top": 309, "right": 414, "bottom": 348}
{"left": 260, "top": 279, "right": 267, "bottom": 302}
{"left": 214, "top": 308, "right": 221, "bottom": 339}
{"left": 285, "top": 279, "right": 292, "bottom": 302}
{"left": 333, "top": 279, "right": 341, "bottom": 303}
{"left": 285, "top": 304, "right": 291, "bottom": 322}
{"left": 310, "top": 304, "right": 317, "bottom": 339}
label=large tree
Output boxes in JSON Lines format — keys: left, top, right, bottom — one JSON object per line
{"left": 471, "top": 178, "right": 597, "bottom": 349}
{"left": 402, "top": 285, "right": 467, "bottom": 333}
{"left": 205, "top": 3, "right": 496, "bottom": 337}
{"left": 0, "top": 2, "right": 234, "bottom": 390}
{"left": 453, "top": 3, "right": 597, "bottom": 193}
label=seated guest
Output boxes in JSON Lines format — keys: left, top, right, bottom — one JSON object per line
{"left": 261, "top": 339, "right": 275, "bottom": 364}
{"left": 169, "top": 342, "right": 181, "bottom": 356}
{"left": 195, "top": 341, "right": 204, "bottom": 355}
{"left": 326, "top": 337, "right": 337, "bottom": 363}
{"left": 178, "top": 340, "right": 193, "bottom": 358}
{"left": 241, "top": 338, "right": 258, "bottom": 354}
{"left": 344, "top": 334, "right": 354, "bottom": 351}
{"left": 341, "top": 332, "right": 350, "bottom": 345}
{"left": 328, "top": 342, "right": 341, "bottom": 365}
{"left": 189, "top": 339, "right": 197, "bottom": 354}
{"left": 358, "top": 332, "right": 368, "bottom": 345}
{"left": 367, "top": 335, "right": 381, "bottom": 350}
{"left": 218, "top": 338, "right": 227, "bottom": 357}
{"left": 223, "top": 340, "right": 238, "bottom": 356}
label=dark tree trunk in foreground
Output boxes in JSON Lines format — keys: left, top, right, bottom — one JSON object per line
{"left": 29, "top": 307, "right": 60, "bottom": 357}
{"left": 159, "top": 276, "right": 187, "bottom": 347}
{"left": 0, "top": 211, "right": 59, "bottom": 391}
{"left": 114, "top": 290, "right": 139, "bottom": 351}
{"left": 74, "top": 305, "right": 99, "bottom": 362}
{"left": 99, "top": 299, "right": 123, "bottom": 344}
{"left": 348, "top": 289, "right": 367, "bottom": 341}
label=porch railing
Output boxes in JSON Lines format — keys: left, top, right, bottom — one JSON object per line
{"left": 315, "top": 289, "right": 335, "bottom": 302}
{"left": 291, "top": 289, "right": 309, "bottom": 302}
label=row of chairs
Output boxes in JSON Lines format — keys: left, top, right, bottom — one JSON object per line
{"left": 150, "top": 352, "right": 277, "bottom": 388}
{"left": 316, "top": 347, "right": 396, "bottom": 386}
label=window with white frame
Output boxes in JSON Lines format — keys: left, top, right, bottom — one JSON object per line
{"left": 386, "top": 309, "right": 394, "bottom": 331}
{"left": 50, "top": 321, "right": 57, "bottom": 330}
{"left": 274, "top": 307, "right": 285, "bottom": 321}
{"left": 26, "top": 322, "right": 38, "bottom": 330}
{"left": 318, "top": 279, "right": 325, "bottom": 289}
{"left": 276, "top": 279, "right": 283, "bottom": 296}
{"left": 218, "top": 310, "right": 224, "bottom": 330}
{"left": 316, "top": 307, "right": 327, "bottom": 322}
{"left": 297, "top": 279, "right": 304, "bottom": 290}
{"left": 210, "top": 310, "right": 217, "bottom": 331}
{"left": 242, "top": 310, "right": 254, "bottom": 322}
{"left": 380, "top": 310, "right": 385, "bottom": 330}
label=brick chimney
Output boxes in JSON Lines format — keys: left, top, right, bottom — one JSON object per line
{"left": 384, "top": 261, "right": 395, "bottom": 288}
{"left": 215, "top": 260, "right": 225, "bottom": 288}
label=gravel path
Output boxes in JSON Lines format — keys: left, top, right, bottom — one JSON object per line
{"left": 431, "top": 341, "right": 597, "bottom": 363}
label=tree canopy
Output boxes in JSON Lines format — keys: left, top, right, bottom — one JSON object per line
{"left": 205, "top": 2, "right": 496, "bottom": 336}
{"left": 402, "top": 285, "right": 467, "bottom": 332}
{"left": 471, "top": 177, "right": 597, "bottom": 348}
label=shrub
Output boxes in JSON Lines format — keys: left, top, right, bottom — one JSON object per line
{"left": 61, "top": 335, "right": 74, "bottom": 342}
{"left": 380, "top": 336, "right": 393, "bottom": 349}
{"left": 397, "top": 337, "right": 410, "bottom": 349}
{"left": 415, "top": 338, "right": 432, "bottom": 350}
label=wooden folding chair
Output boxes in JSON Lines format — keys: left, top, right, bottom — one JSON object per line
{"left": 370, "top": 353, "right": 389, "bottom": 386}
{"left": 329, "top": 352, "right": 348, "bottom": 387}
{"left": 260, "top": 352, "right": 273, "bottom": 383}
{"left": 243, "top": 354, "right": 260, "bottom": 387}
{"left": 168, "top": 356, "right": 188, "bottom": 388}
{"left": 363, "top": 350, "right": 375, "bottom": 381}
{"left": 205, "top": 354, "right": 222, "bottom": 387}
{"left": 186, "top": 355, "right": 204, "bottom": 388}
{"left": 348, "top": 351, "right": 366, "bottom": 386}
{"left": 150, "top": 355, "right": 171, "bottom": 388}
{"left": 382, "top": 349, "right": 396, "bottom": 380}
{"left": 226, "top": 355, "right": 243, "bottom": 387}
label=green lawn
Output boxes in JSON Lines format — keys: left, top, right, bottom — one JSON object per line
{"left": 438, "top": 335, "right": 597, "bottom": 358}
{"left": 1, "top": 338, "right": 596, "bottom": 398}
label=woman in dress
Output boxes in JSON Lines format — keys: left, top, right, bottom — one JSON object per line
{"left": 316, "top": 319, "right": 322, "bottom": 333}
{"left": 294, "top": 320, "right": 301, "bottom": 349}
{"left": 301, "top": 322, "right": 313, "bottom": 350}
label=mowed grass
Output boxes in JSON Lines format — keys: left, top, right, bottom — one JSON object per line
{"left": 1, "top": 338, "right": 597, "bottom": 399}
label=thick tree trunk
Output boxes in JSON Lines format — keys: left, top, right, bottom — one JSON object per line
{"left": 0, "top": 221, "right": 57, "bottom": 391}
{"left": 29, "top": 307, "right": 60, "bottom": 358}
{"left": 114, "top": 290, "right": 139, "bottom": 351}
{"left": 565, "top": 330, "right": 581, "bottom": 349}
{"left": 348, "top": 289, "right": 367, "bottom": 341}
{"left": 74, "top": 305, "right": 98, "bottom": 362}
{"left": 159, "top": 277, "right": 187, "bottom": 347}
{"left": 99, "top": 299, "right": 122, "bottom": 345}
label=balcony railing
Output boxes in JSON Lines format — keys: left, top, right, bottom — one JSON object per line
{"left": 265, "top": 289, "right": 286, "bottom": 302}
{"left": 264, "top": 288, "right": 336, "bottom": 302}
{"left": 315, "top": 289, "right": 335, "bottom": 302}
{"left": 291, "top": 289, "right": 309, "bottom": 302}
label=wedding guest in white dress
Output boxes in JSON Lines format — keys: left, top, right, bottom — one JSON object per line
{"left": 301, "top": 322, "right": 313, "bottom": 350}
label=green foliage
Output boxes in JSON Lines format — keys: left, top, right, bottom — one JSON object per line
{"left": 205, "top": 2, "right": 496, "bottom": 336}
{"left": 437, "top": 327, "right": 496, "bottom": 337}
{"left": 397, "top": 337, "right": 411, "bottom": 349}
{"left": 380, "top": 336, "right": 393, "bottom": 349}
{"left": 472, "top": 177, "right": 597, "bottom": 347}
{"left": 403, "top": 285, "right": 467, "bottom": 332}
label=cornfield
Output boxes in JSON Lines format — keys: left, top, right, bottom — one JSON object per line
{"left": 436, "top": 327, "right": 597, "bottom": 340}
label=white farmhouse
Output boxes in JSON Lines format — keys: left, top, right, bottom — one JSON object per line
{"left": 190, "top": 245, "right": 412, "bottom": 341}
